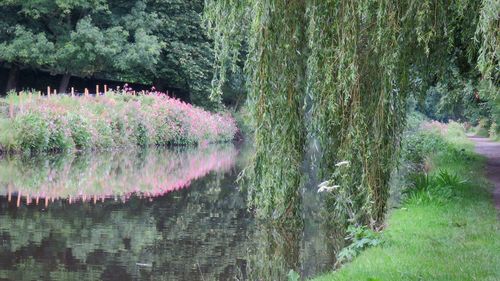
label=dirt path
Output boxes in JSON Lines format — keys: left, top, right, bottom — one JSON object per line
{"left": 470, "top": 136, "right": 500, "bottom": 213}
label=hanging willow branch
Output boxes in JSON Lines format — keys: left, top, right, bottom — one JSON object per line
{"left": 307, "top": 0, "right": 407, "bottom": 223}
{"left": 476, "top": 0, "right": 499, "bottom": 86}
{"left": 204, "top": 0, "right": 493, "bottom": 225}
{"left": 206, "top": 0, "right": 307, "bottom": 222}
{"left": 245, "top": 0, "right": 307, "bottom": 222}
{"left": 204, "top": 0, "right": 249, "bottom": 103}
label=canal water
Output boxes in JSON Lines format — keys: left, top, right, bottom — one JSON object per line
{"left": 0, "top": 144, "right": 343, "bottom": 281}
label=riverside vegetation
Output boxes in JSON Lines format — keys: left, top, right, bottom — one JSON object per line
{"left": 313, "top": 120, "right": 500, "bottom": 281}
{"left": 0, "top": 91, "right": 237, "bottom": 154}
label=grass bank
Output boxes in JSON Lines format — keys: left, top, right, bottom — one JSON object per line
{"left": 0, "top": 91, "right": 237, "bottom": 153}
{"left": 313, "top": 122, "right": 500, "bottom": 281}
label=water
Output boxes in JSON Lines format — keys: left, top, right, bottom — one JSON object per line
{"left": 0, "top": 144, "right": 342, "bottom": 281}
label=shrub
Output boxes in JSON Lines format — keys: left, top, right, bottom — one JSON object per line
{"left": 14, "top": 113, "right": 49, "bottom": 153}
{"left": 154, "top": 121, "right": 173, "bottom": 146}
{"left": 93, "top": 119, "right": 114, "bottom": 149}
{"left": 475, "top": 118, "right": 490, "bottom": 137}
{"left": 336, "top": 225, "right": 381, "bottom": 265}
{"left": 0, "top": 118, "right": 18, "bottom": 151}
{"left": 46, "top": 114, "right": 74, "bottom": 151}
{"left": 405, "top": 111, "right": 427, "bottom": 131}
{"left": 135, "top": 122, "right": 150, "bottom": 147}
{"left": 68, "top": 114, "right": 92, "bottom": 150}
{"left": 399, "top": 119, "right": 472, "bottom": 206}
{"left": 110, "top": 115, "right": 128, "bottom": 147}
{"left": 402, "top": 120, "right": 473, "bottom": 167}
{"left": 489, "top": 122, "right": 498, "bottom": 140}
{"left": 401, "top": 131, "right": 447, "bottom": 165}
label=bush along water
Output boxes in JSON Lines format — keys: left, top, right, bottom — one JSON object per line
{"left": 0, "top": 91, "right": 238, "bottom": 154}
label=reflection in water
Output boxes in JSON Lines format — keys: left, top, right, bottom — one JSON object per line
{"left": 0, "top": 144, "right": 342, "bottom": 281}
{"left": 245, "top": 225, "right": 301, "bottom": 280}
{"left": 0, "top": 145, "right": 237, "bottom": 207}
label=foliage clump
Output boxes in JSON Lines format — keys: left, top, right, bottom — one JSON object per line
{"left": 336, "top": 225, "right": 382, "bottom": 266}
{"left": 0, "top": 91, "right": 237, "bottom": 154}
{"left": 401, "top": 121, "right": 474, "bottom": 205}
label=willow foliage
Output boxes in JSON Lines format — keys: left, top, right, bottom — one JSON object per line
{"left": 205, "top": 0, "right": 497, "bottom": 224}
{"left": 307, "top": 0, "right": 407, "bottom": 223}
{"left": 477, "top": 0, "right": 499, "bottom": 84}
{"left": 204, "top": 0, "right": 249, "bottom": 103}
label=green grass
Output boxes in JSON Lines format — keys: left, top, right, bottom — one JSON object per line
{"left": 312, "top": 125, "right": 500, "bottom": 281}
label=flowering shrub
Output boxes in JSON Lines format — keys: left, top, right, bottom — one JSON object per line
{"left": 0, "top": 90, "right": 238, "bottom": 153}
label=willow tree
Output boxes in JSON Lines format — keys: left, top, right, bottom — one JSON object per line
{"left": 205, "top": 0, "right": 495, "bottom": 224}
{"left": 206, "top": 0, "right": 307, "bottom": 222}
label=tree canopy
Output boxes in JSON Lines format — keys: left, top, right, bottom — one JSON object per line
{"left": 0, "top": 0, "right": 216, "bottom": 107}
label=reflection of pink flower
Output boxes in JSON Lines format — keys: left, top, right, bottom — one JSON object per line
{"left": 7, "top": 145, "right": 238, "bottom": 207}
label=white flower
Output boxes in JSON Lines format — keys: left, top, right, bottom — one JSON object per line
{"left": 317, "top": 185, "right": 339, "bottom": 193}
{"left": 335, "top": 161, "right": 349, "bottom": 167}
{"left": 318, "top": 180, "right": 330, "bottom": 188}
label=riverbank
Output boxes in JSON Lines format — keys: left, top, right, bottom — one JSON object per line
{"left": 313, "top": 123, "right": 500, "bottom": 280}
{"left": 0, "top": 91, "right": 237, "bottom": 153}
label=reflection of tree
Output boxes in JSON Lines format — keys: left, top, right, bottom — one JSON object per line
{"left": 244, "top": 224, "right": 301, "bottom": 280}
{"left": 0, "top": 166, "right": 258, "bottom": 281}
{"left": 301, "top": 185, "right": 347, "bottom": 276}
{"left": 0, "top": 145, "right": 237, "bottom": 206}
{"left": 243, "top": 219, "right": 344, "bottom": 280}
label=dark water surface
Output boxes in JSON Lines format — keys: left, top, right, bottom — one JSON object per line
{"left": 0, "top": 144, "right": 342, "bottom": 281}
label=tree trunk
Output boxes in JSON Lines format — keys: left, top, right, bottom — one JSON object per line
{"left": 5, "top": 65, "right": 19, "bottom": 94}
{"left": 58, "top": 73, "right": 71, "bottom": 94}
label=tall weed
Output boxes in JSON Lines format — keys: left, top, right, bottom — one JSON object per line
{"left": 336, "top": 225, "right": 382, "bottom": 265}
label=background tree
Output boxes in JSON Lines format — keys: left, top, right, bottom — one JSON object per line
{"left": 0, "top": 0, "right": 163, "bottom": 93}
{"left": 0, "top": 26, "right": 54, "bottom": 92}
{"left": 146, "top": 0, "right": 215, "bottom": 107}
{"left": 0, "top": 0, "right": 228, "bottom": 109}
